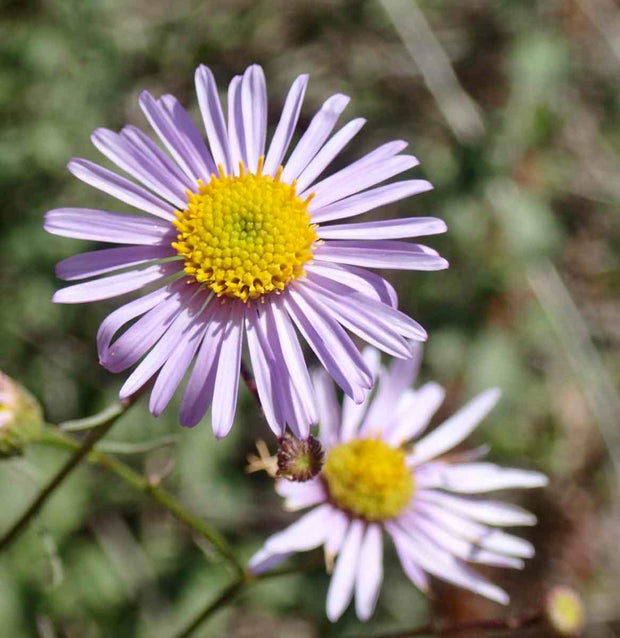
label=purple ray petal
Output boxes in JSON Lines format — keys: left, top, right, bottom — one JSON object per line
{"left": 311, "top": 179, "right": 433, "bottom": 224}
{"left": 408, "top": 513, "right": 525, "bottom": 569}
{"left": 53, "top": 261, "right": 182, "bottom": 304}
{"left": 91, "top": 128, "right": 188, "bottom": 208}
{"left": 386, "top": 522, "right": 509, "bottom": 605}
{"left": 139, "top": 90, "right": 214, "bottom": 183}
{"left": 227, "top": 75, "right": 246, "bottom": 174}
{"left": 392, "top": 532, "right": 429, "bottom": 593}
{"left": 305, "top": 262, "right": 398, "bottom": 308}
{"left": 416, "top": 491, "right": 538, "bottom": 527}
{"left": 245, "top": 306, "right": 286, "bottom": 437}
{"left": 68, "top": 159, "right": 176, "bottom": 221}
{"left": 252, "top": 304, "right": 309, "bottom": 438}
{"left": 383, "top": 382, "right": 446, "bottom": 446}
{"left": 241, "top": 65, "right": 267, "bottom": 172}
{"left": 326, "top": 519, "right": 365, "bottom": 622}
{"left": 120, "top": 125, "right": 195, "bottom": 192}
{"left": 119, "top": 291, "right": 206, "bottom": 399}
{"left": 195, "top": 65, "right": 233, "bottom": 174}
{"left": 340, "top": 347, "right": 381, "bottom": 442}
{"left": 295, "top": 118, "right": 366, "bottom": 193}
{"left": 414, "top": 501, "right": 534, "bottom": 558}
{"left": 263, "top": 74, "right": 309, "bottom": 176}
{"left": 318, "top": 216, "right": 447, "bottom": 241}
{"left": 265, "top": 504, "right": 333, "bottom": 553}
{"left": 416, "top": 462, "right": 549, "bottom": 493}
{"left": 149, "top": 302, "right": 217, "bottom": 416}
{"left": 96, "top": 279, "right": 182, "bottom": 356}
{"left": 179, "top": 306, "right": 228, "bottom": 428}
{"left": 275, "top": 477, "right": 327, "bottom": 511}
{"left": 360, "top": 350, "right": 423, "bottom": 438}
{"left": 248, "top": 547, "right": 293, "bottom": 575}
{"left": 282, "top": 94, "right": 350, "bottom": 183}
{"left": 285, "top": 288, "right": 371, "bottom": 403}
{"left": 44, "top": 208, "right": 174, "bottom": 246}
{"left": 304, "top": 274, "right": 426, "bottom": 348}
{"left": 315, "top": 240, "right": 449, "bottom": 271}
{"left": 211, "top": 303, "right": 244, "bottom": 439}
{"left": 324, "top": 509, "right": 350, "bottom": 559}
{"left": 306, "top": 150, "right": 417, "bottom": 210}
{"left": 355, "top": 524, "right": 383, "bottom": 621}
{"left": 310, "top": 367, "right": 341, "bottom": 449}
{"left": 56, "top": 246, "right": 176, "bottom": 281}
{"left": 408, "top": 388, "right": 502, "bottom": 466}
{"left": 265, "top": 299, "right": 317, "bottom": 435}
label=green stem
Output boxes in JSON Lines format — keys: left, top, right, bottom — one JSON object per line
{"left": 173, "top": 559, "right": 322, "bottom": 638}
{"left": 58, "top": 402, "right": 128, "bottom": 431}
{"left": 0, "top": 398, "right": 134, "bottom": 552}
{"left": 94, "top": 435, "right": 179, "bottom": 455}
{"left": 175, "top": 578, "right": 247, "bottom": 638}
{"left": 39, "top": 427, "right": 244, "bottom": 576}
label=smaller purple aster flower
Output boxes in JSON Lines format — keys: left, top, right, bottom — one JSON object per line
{"left": 249, "top": 347, "right": 548, "bottom": 622}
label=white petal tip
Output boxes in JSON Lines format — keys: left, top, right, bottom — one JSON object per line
{"left": 118, "top": 386, "right": 135, "bottom": 402}
{"left": 326, "top": 607, "right": 344, "bottom": 623}
{"left": 530, "top": 473, "right": 550, "bottom": 488}
{"left": 51, "top": 289, "right": 73, "bottom": 304}
{"left": 327, "top": 94, "right": 351, "bottom": 111}
{"left": 497, "top": 592, "right": 510, "bottom": 605}
{"left": 149, "top": 402, "right": 165, "bottom": 418}
{"left": 66, "top": 158, "right": 81, "bottom": 173}
{"left": 178, "top": 415, "right": 200, "bottom": 429}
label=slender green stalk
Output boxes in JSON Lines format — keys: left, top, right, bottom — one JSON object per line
{"left": 39, "top": 427, "right": 244, "bottom": 576}
{"left": 0, "top": 398, "right": 133, "bottom": 552}
{"left": 95, "top": 435, "right": 179, "bottom": 455}
{"left": 58, "top": 402, "right": 128, "bottom": 431}
{"left": 173, "top": 558, "right": 322, "bottom": 638}
{"left": 175, "top": 578, "right": 247, "bottom": 638}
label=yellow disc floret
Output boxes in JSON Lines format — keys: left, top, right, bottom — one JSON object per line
{"left": 172, "top": 160, "right": 317, "bottom": 302}
{"left": 323, "top": 439, "right": 415, "bottom": 521}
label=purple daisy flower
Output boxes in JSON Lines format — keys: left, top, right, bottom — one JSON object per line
{"left": 249, "top": 348, "right": 548, "bottom": 622}
{"left": 44, "top": 64, "right": 448, "bottom": 439}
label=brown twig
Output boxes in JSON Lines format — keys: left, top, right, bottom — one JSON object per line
{"left": 357, "top": 612, "right": 542, "bottom": 638}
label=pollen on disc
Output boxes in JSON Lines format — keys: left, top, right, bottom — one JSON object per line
{"left": 323, "top": 439, "right": 415, "bottom": 521}
{"left": 172, "top": 162, "right": 317, "bottom": 302}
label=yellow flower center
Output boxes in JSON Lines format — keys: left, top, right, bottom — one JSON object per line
{"left": 172, "top": 160, "right": 317, "bottom": 302}
{"left": 323, "top": 439, "right": 415, "bottom": 521}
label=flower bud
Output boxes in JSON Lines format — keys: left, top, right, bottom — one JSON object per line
{"left": 0, "top": 372, "right": 43, "bottom": 458}
{"left": 545, "top": 585, "right": 585, "bottom": 637}
{"left": 277, "top": 433, "right": 324, "bottom": 482}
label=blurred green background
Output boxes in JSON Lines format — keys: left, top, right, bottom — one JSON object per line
{"left": 1, "top": 0, "right": 619, "bottom": 635}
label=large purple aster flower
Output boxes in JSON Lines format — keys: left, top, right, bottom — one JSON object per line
{"left": 44, "top": 64, "right": 448, "bottom": 439}
{"left": 249, "top": 348, "right": 548, "bottom": 622}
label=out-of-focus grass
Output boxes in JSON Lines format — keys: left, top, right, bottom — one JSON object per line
{"left": 1, "top": 0, "right": 619, "bottom": 636}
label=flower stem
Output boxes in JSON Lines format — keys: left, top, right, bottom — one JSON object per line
{"left": 175, "top": 578, "right": 247, "bottom": 638}
{"left": 38, "top": 426, "right": 244, "bottom": 576}
{"left": 0, "top": 396, "right": 135, "bottom": 552}
{"left": 173, "top": 558, "right": 322, "bottom": 637}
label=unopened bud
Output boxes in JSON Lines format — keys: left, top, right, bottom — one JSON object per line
{"left": 545, "top": 585, "right": 585, "bottom": 637}
{"left": 277, "top": 433, "right": 324, "bottom": 482}
{"left": 0, "top": 372, "right": 43, "bottom": 458}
